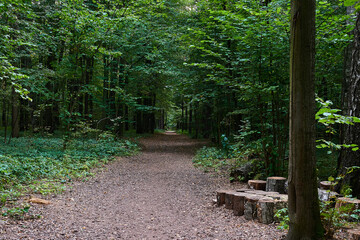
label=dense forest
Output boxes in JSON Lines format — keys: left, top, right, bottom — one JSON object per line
{"left": 1, "top": 0, "right": 360, "bottom": 238}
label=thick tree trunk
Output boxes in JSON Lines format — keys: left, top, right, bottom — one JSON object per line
{"left": 287, "top": 0, "right": 324, "bottom": 239}
{"left": 339, "top": 10, "right": 360, "bottom": 198}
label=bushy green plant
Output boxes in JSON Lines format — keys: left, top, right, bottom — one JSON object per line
{"left": 192, "top": 146, "right": 228, "bottom": 172}
{"left": 274, "top": 208, "right": 289, "bottom": 230}
{"left": 275, "top": 197, "right": 360, "bottom": 239}
{"left": 1, "top": 204, "right": 30, "bottom": 220}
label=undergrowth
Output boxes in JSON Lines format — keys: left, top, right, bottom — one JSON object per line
{"left": 0, "top": 133, "right": 139, "bottom": 218}
{"left": 192, "top": 146, "right": 228, "bottom": 172}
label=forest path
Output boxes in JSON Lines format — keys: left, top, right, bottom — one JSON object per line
{"left": 0, "top": 132, "right": 283, "bottom": 240}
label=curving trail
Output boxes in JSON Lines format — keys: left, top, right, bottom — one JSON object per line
{"left": 0, "top": 132, "right": 284, "bottom": 240}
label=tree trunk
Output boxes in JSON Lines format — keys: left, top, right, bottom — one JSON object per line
{"left": 188, "top": 103, "right": 192, "bottom": 134}
{"left": 11, "top": 88, "right": 20, "bottom": 138}
{"left": 287, "top": 0, "right": 324, "bottom": 239}
{"left": 338, "top": 9, "right": 360, "bottom": 199}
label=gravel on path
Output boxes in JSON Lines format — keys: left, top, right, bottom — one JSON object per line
{"left": 0, "top": 132, "right": 285, "bottom": 239}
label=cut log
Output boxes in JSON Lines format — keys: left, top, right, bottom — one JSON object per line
{"left": 27, "top": 197, "right": 51, "bottom": 205}
{"left": 236, "top": 188, "right": 250, "bottom": 192}
{"left": 318, "top": 189, "right": 339, "bottom": 202}
{"left": 243, "top": 195, "right": 272, "bottom": 220}
{"left": 225, "top": 191, "right": 236, "bottom": 209}
{"left": 216, "top": 189, "right": 228, "bottom": 206}
{"left": 257, "top": 199, "right": 275, "bottom": 224}
{"left": 248, "top": 180, "right": 267, "bottom": 191}
{"left": 335, "top": 197, "right": 360, "bottom": 209}
{"left": 266, "top": 177, "right": 287, "bottom": 194}
{"left": 233, "top": 192, "right": 248, "bottom": 216}
{"left": 244, "top": 190, "right": 268, "bottom": 195}
{"left": 266, "top": 193, "right": 288, "bottom": 201}
{"left": 348, "top": 228, "right": 360, "bottom": 240}
{"left": 319, "top": 181, "right": 335, "bottom": 191}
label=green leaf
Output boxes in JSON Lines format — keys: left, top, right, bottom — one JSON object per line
{"left": 344, "top": 0, "right": 358, "bottom": 6}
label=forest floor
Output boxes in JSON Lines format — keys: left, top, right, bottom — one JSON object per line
{"left": 0, "top": 131, "right": 285, "bottom": 240}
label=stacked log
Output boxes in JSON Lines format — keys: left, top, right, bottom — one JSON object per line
{"left": 266, "top": 177, "right": 287, "bottom": 194}
{"left": 248, "top": 180, "right": 267, "bottom": 191}
{"left": 233, "top": 192, "right": 248, "bottom": 216}
{"left": 348, "top": 228, "right": 360, "bottom": 240}
{"left": 216, "top": 189, "right": 228, "bottom": 206}
{"left": 319, "top": 181, "right": 335, "bottom": 191}
{"left": 225, "top": 190, "right": 236, "bottom": 209}
{"left": 215, "top": 184, "right": 289, "bottom": 224}
{"left": 257, "top": 199, "right": 275, "bottom": 224}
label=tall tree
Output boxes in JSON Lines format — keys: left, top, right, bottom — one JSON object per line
{"left": 338, "top": 7, "right": 360, "bottom": 198}
{"left": 287, "top": 0, "right": 324, "bottom": 239}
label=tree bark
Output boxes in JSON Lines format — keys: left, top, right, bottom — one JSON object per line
{"left": 287, "top": 0, "right": 324, "bottom": 238}
{"left": 338, "top": 9, "right": 360, "bottom": 199}
{"left": 11, "top": 88, "right": 20, "bottom": 138}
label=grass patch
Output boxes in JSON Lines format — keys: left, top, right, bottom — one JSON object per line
{"left": 0, "top": 134, "right": 139, "bottom": 217}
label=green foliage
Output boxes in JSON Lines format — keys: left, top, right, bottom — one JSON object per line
{"left": 1, "top": 204, "right": 31, "bottom": 220}
{"left": 0, "top": 135, "right": 139, "bottom": 210}
{"left": 275, "top": 208, "right": 289, "bottom": 230}
{"left": 320, "top": 198, "right": 359, "bottom": 239}
{"left": 192, "top": 146, "right": 228, "bottom": 172}
{"left": 275, "top": 198, "right": 360, "bottom": 238}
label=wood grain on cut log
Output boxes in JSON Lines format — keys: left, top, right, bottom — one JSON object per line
{"left": 248, "top": 180, "right": 267, "bottom": 191}
{"left": 257, "top": 199, "right": 275, "bottom": 224}
{"left": 265, "top": 192, "right": 288, "bottom": 201}
{"left": 335, "top": 197, "right": 360, "bottom": 208}
{"left": 319, "top": 181, "right": 335, "bottom": 191}
{"left": 236, "top": 188, "right": 250, "bottom": 193}
{"left": 348, "top": 228, "right": 360, "bottom": 240}
{"left": 244, "top": 190, "right": 268, "bottom": 195}
{"left": 233, "top": 192, "right": 248, "bottom": 216}
{"left": 266, "top": 177, "right": 287, "bottom": 194}
{"left": 216, "top": 189, "right": 228, "bottom": 206}
{"left": 225, "top": 190, "right": 236, "bottom": 209}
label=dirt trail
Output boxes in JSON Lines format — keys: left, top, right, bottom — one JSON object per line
{"left": 0, "top": 132, "right": 284, "bottom": 239}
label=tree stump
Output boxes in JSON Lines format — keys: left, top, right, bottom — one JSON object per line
{"left": 244, "top": 190, "right": 268, "bottom": 195}
{"left": 319, "top": 181, "right": 335, "bottom": 191}
{"left": 318, "top": 189, "right": 338, "bottom": 202}
{"left": 225, "top": 191, "right": 236, "bottom": 209}
{"left": 244, "top": 195, "right": 262, "bottom": 220}
{"left": 257, "top": 199, "right": 275, "bottom": 224}
{"left": 266, "top": 176, "right": 287, "bottom": 194}
{"left": 248, "top": 180, "right": 267, "bottom": 191}
{"left": 216, "top": 189, "right": 228, "bottom": 206}
{"left": 348, "top": 228, "right": 360, "bottom": 240}
{"left": 266, "top": 192, "right": 286, "bottom": 200}
{"left": 233, "top": 192, "right": 248, "bottom": 216}
{"left": 335, "top": 197, "right": 360, "bottom": 210}
{"left": 236, "top": 188, "right": 250, "bottom": 192}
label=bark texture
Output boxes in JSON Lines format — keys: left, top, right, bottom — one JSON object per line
{"left": 287, "top": 0, "right": 324, "bottom": 238}
{"left": 339, "top": 10, "right": 360, "bottom": 199}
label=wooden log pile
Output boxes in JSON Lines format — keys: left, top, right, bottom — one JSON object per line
{"left": 216, "top": 186, "right": 288, "bottom": 224}
{"left": 348, "top": 228, "right": 360, "bottom": 240}
{"left": 215, "top": 176, "right": 360, "bottom": 226}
